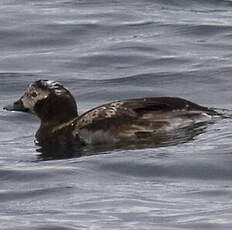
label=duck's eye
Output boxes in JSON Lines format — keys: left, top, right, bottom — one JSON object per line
{"left": 31, "top": 92, "right": 38, "bottom": 98}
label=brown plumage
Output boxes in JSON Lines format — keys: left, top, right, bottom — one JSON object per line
{"left": 4, "top": 80, "right": 220, "bottom": 156}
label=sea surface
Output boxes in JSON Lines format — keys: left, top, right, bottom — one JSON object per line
{"left": 1, "top": 0, "right": 232, "bottom": 229}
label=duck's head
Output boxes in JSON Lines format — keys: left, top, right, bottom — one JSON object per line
{"left": 4, "top": 80, "right": 78, "bottom": 123}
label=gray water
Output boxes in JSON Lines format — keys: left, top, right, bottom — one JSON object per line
{"left": 1, "top": 0, "right": 232, "bottom": 229}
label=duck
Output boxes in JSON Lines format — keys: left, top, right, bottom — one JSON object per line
{"left": 4, "top": 80, "right": 220, "bottom": 153}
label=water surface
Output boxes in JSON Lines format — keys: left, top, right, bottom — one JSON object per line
{"left": 0, "top": 0, "right": 232, "bottom": 229}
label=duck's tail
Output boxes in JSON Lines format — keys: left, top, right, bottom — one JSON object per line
{"left": 210, "top": 107, "right": 232, "bottom": 119}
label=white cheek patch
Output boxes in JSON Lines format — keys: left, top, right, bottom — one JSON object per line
{"left": 21, "top": 87, "right": 50, "bottom": 113}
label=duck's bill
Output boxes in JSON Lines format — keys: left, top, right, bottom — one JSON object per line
{"left": 3, "top": 99, "right": 29, "bottom": 112}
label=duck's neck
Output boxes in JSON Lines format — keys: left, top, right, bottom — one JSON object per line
{"left": 35, "top": 115, "right": 78, "bottom": 146}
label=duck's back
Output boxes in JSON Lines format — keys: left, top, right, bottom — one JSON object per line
{"left": 73, "top": 97, "right": 217, "bottom": 145}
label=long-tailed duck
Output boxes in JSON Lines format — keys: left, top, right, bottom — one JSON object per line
{"left": 4, "top": 80, "right": 220, "bottom": 154}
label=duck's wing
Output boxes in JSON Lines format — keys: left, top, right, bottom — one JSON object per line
{"left": 120, "top": 97, "right": 214, "bottom": 113}
{"left": 75, "top": 97, "right": 216, "bottom": 131}
{"left": 71, "top": 97, "right": 218, "bottom": 145}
